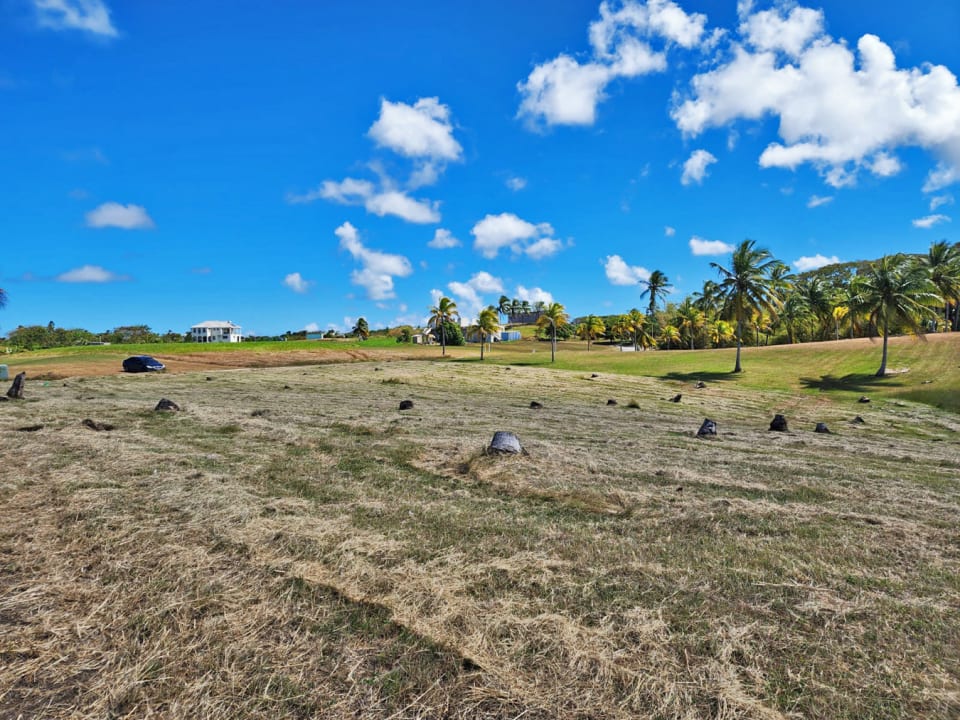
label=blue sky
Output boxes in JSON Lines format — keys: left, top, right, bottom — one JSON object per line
{"left": 2, "top": 0, "right": 958, "bottom": 336}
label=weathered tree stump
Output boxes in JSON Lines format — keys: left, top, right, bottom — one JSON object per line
{"left": 399, "top": 399, "right": 414, "bottom": 410}
{"left": 606, "top": 399, "right": 618, "bottom": 406}
{"left": 670, "top": 394, "right": 682, "bottom": 403}
{"left": 155, "top": 398, "right": 181, "bottom": 412}
{"left": 529, "top": 401, "right": 543, "bottom": 409}
{"left": 852, "top": 416, "right": 866, "bottom": 424}
{"left": 858, "top": 396, "right": 870, "bottom": 404}
{"left": 769, "top": 414, "right": 788, "bottom": 431}
{"left": 814, "top": 422, "right": 831, "bottom": 434}
{"left": 694, "top": 380, "right": 706, "bottom": 389}
{"left": 7, "top": 372, "right": 26, "bottom": 399}
{"left": 697, "top": 418, "right": 718, "bottom": 437}
{"left": 488, "top": 431, "right": 525, "bottom": 455}
{"left": 82, "top": 419, "right": 115, "bottom": 431}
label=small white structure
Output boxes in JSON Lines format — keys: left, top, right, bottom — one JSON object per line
{"left": 190, "top": 320, "right": 243, "bottom": 343}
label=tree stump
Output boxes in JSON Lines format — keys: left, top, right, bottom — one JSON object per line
{"left": 155, "top": 398, "right": 181, "bottom": 412}
{"left": 529, "top": 401, "right": 543, "bottom": 409}
{"left": 606, "top": 399, "right": 618, "bottom": 406}
{"left": 694, "top": 380, "right": 706, "bottom": 389}
{"left": 6, "top": 372, "right": 25, "bottom": 399}
{"left": 697, "top": 419, "right": 718, "bottom": 437}
{"left": 670, "top": 394, "right": 682, "bottom": 403}
{"left": 858, "top": 396, "right": 870, "bottom": 404}
{"left": 488, "top": 431, "right": 525, "bottom": 455}
{"left": 399, "top": 400, "right": 414, "bottom": 410}
{"left": 769, "top": 414, "right": 788, "bottom": 431}
{"left": 814, "top": 422, "right": 831, "bottom": 434}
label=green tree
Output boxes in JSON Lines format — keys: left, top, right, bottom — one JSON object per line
{"left": 674, "top": 300, "right": 705, "bottom": 350}
{"left": 625, "top": 308, "right": 645, "bottom": 351}
{"left": 475, "top": 306, "right": 501, "bottom": 360}
{"left": 352, "top": 317, "right": 370, "bottom": 340}
{"left": 777, "top": 293, "right": 812, "bottom": 344}
{"left": 709, "top": 319, "right": 735, "bottom": 347}
{"left": 851, "top": 255, "right": 942, "bottom": 376}
{"left": 710, "top": 240, "right": 781, "bottom": 372}
{"left": 536, "top": 301, "right": 570, "bottom": 363}
{"left": 660, "top": 324, "right": 680, "bottom": 349}
{"left": 428, "top": 296, "right": 459, "bottom": 356}
{"left": 796, "top": 277, "right": 835, "bottom": 340}
{"left": 576, "top": 315, "right": 605, "bottom": 351}
{"left": 920, "top": 240, "right": 960, "bottom": 330}
{"left": 640, "top": 270, "right": 672, "bottom": 317}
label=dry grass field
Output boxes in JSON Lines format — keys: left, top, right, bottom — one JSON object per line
{"left": 2, "top": 357, "right": 959, "bottom": 718}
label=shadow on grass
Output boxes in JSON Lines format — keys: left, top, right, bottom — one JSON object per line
{"left": 799, "top": 373, "right": 906, "bottom": 393}
{"left": 660, "top": 370, "right": 740, "bottom": 384}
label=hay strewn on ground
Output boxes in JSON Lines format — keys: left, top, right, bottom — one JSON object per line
{"left": 2, "top": 361, "right": 958, "bottom": 718}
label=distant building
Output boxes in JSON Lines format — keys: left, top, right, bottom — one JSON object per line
{"left": 190, "top": 320, "right": 242, "bottom": 343}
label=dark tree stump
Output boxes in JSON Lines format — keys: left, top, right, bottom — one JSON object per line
{"left": 694, "top": 380, "right": 706, "bottom": 389}
{"left": 670, "top": 394, "right": 682, "bottom": 403}
{"left": 82, "top": 419, "right": 115, "bottom": 431}
{"left": 697, "top": 419, "right": 718, "bottom": 437}
{"left": 814, "top": 422, "right": 831, "bottom": 434}
{"left": 155, "top": 398, "right": 181, "bottom": 412}
{"left": 590, "top": 373, "right": 600, "bottom": 378}
{"left": 488, "top": 431, "right": 525, "bottom": 455}
{"left": 399, "top": 399, "right": 414, "bottom": 410}
{"left": 529, "top": 401, "right": 543, "bottom": 409}
{"left": 852, "top": 416, "right": 866, "bottom": 424}
{"left": 7, "top": 372, "right": 25, "bottom": 399}
{"left": 769, "top": 414, "right": 788, "bottom": 431}
{"left": 606, "top": 399, "right": 618, "bottom": 406}
{"left": 858, "top": 396, "right": 870, "bottom": 404}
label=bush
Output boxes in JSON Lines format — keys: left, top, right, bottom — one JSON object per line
{"left": 437, "top": 321, "right": 465, "bottom": 347}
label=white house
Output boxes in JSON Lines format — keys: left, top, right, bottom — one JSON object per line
{"left": 190, "top": 320, "right": 243, "bottom": 343}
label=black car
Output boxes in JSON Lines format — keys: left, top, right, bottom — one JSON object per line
{"left": 122, "top": 355, "right": 165, "bottom": 373}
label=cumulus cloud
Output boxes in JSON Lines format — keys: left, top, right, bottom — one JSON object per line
{"left": 807, "top": 195, "right": 833, "bottom": 208}
{"left": 283, "top": 272, "right": 312, "bottom": 293}
{"left": 689, "top": 236, "right": 734, "bottom": 256}
{"left": 428, "top": 228, "right": 461, "bottom": 249}
{"left": 289, "top": 178, "right": 440, "bottom": 224}
{"left": 447, "top": 271, "right": 505, "bottom": 318}
{"left": 85, "top": 202, "right": 155, "bottom": 230}
{"left": 56, "top": 264, "right": 127, "bottom": 282}
{"left": 33, "top": 0, "right": 118, "bottom": 37}
{"left": 604, "top": 254, "right": 650, "bottom": 285}
{"left": 336, "top": 222, "right": 413, "bottom": 300}
{"left": 673, "top": 5, "right": 960, "bottom": 190}
{"left": 368, "top": 97, "right": 462, "bottom": 161}
{"left": 681, "top": 149, "right": 717, "bottom": 185}
{"left": 517, "top": 0, "right": 706, "bottom": 128}
{"left": 304, "top": 322, "right": 322, "bottom": 333}
{"left": 515, "top": 286, "right": 554, "bottom": 305}
{"left": 470, "top": 212, "right": 560, "bottom": 259}
{"left": 912, "top": 214, "right": 951, "bottom": 229}
{"left": 793, "top": 253, "right": 841, "bottom": 271}
{"left": 929, "top": 194, "right": 954, "bottom": 211}
{"left": 506, "top": 176, "right": 528, "bottom": 191}
{"left": 664, "top": 225, "right": 676, "bottom": 236}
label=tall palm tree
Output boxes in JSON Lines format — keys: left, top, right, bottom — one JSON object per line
{"left": 576, "top": 315, "right": 605, "bottom": 351}
{"left": 509, "top": 298, "right": 522, "bottom": 322}
{"left": 660, "top": 324, "right": 680, "bottom": 349}
{"left": 796, "top": 277, "right": 835, "bottom": 340}
{"left": 497, "top": 295, "right": 511, "bottom": 322}
{"left": 520, "top": 300, "right": 531, "bottom": 317}
{"left": 710, "top": 240, "right": 781, "bottom": 372}
{"left": 625, "top": 308, "right": 645, "bottom": 351}
{"left": 709, "top": 319, "right": 735, "bottom": 347}
{"left": 533, "top": 300, "right": 546, "bottom": 319}
{"left": 674, "top": 300, "right": 705, "bottom": 350}
{"left": 920, "top": 240, "right": 960, "bottom": 330}
{"left": 428, "top": 296, "right": 459, "bottom": 356}
{"left": 352, "top": 317, "right": 370, "bottom": 341}
{"left": 693, "top": 279, "right": 721, "bottom": 317}
{"left": 851, "top": 255, "right": 941, "bottom": 376}
{"left": 640, "top": 270, "right": 672, "bottom": 316}
{"left": 536, "top": 301, "right": 570, "bottom": 363}
{"left": 475, "top": 306, "right": 501, "bottom": 360}
{"left": 777, "top": 293, "right": 812, "bottom": 344}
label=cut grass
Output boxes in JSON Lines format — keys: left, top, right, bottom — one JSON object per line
{"left": 1, "top": 359, "right": 958, "bottom": 718}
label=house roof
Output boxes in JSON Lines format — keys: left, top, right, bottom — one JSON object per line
{"left": 191, "top": 320, "right": 241, "bottom": 329}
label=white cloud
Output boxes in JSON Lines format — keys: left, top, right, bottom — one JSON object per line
{"left": 793, "top": 254, "right": 841, "bottom": 271}
{"left": 506, "top": 176, "right": 527, "bottom": 191}
{"left": 912, "top": 214, "right": 951, "bottom": 229}
{"left": 517, "top": 0, "right": 705, "bottom": 128}
{"left": 673, "top": 8, "right": 960, "bottom": 190}
{"left": 470, "top": 212, "right": 558, "bottom": 259}
{"left": 33, "top": 0, "right": 117, "bottom": 37}
{"left": 289, "top": 178, "right": 439, "bottom": 224}
{"left": 85, "top": 202, "right": 154, "bottom": 230}
{"left": 336, "top": 222, "right": 413, "bottom": 300}
{"left": 283, "top": 272, "right": 311, "bottom": 294}
{"left": 807, "top": 194, "right": 833, "bottom": 208}
{"left": 304, "top": 322, "right": 321, "bottom": 333}
{"left": 428, "top": 228, "right": 461, "bottom": 249}
{"left": 368, "top": 97, "right": 462, "bottom": 161}
{"left": 447, "top": 271, "right": 504, "bottom": 318}
{"left": 664, "top": 225, "right": 676, "bottom": 237}
{"left": 56, "top": 264, "right": 127, "bottom": 282}
{"left": 515, "top": 286, "right": 554, "bottom": 305}
{"left": 930, "top": 194, "right": 954, "bottom": 211}
{"left": 681, "top": 149, "right": 717, "bottom": 185}
{"left": 689, "top": 236, "right": 734, "bottom": 256}
{"left": 604, "top": 254, "right": 650, "bottom": 285}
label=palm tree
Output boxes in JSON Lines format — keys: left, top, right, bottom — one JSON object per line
{"left": 509, "top": 298, "right": 522, "bottom": 322}
{"left": 709, "top": 319, "right": 735, "bottom": 347}
{"left": 576, "top": 315, "right": 605, "bottom": 351}
{"left": 693, "top": 279, "right": 721, "bottom": 317}
{"left": 851, "top": 255, "right": 941, "bottom": 376}
{"left": 660, "top": 325, "right": 680, "bottom": 349}
{"left": 624, "top": 308, "right": 645, "bottom": 351}
{"left": 428, "top": 296, "right": 459, "bottom": 356}
{"left": 710, "top": 240, "right": 781, "bottom": 372}
{"left": 674, "top": 300, "right": 705, "bottom": 350}
{"left": 796, "top": 277, "right": 835, "bottom": 340}
{"left": 640, "top": 270, "right": 672, "bottom": 316}
{"left": 352, "top": 317, "right": 370, "bottom": 340}
{"left": 497, "top": 295, "right": 511, "bottom": 322}
{"left": 536, "top": 302, "right": 570, "bottom": 362}
{"left": 520, "top": 300, "right": 531, "bottom": 317}
{"left": 475, "top": 306, "right": 501, "bottom": 360}
{"left": 777, "top": 293, "right": 812, "bottom": 344}
{"left": 533, "top": 300, "right": 546, "bottom": 319}
{"left": 920, "top": 240, "right": 960, "bottom": 330}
